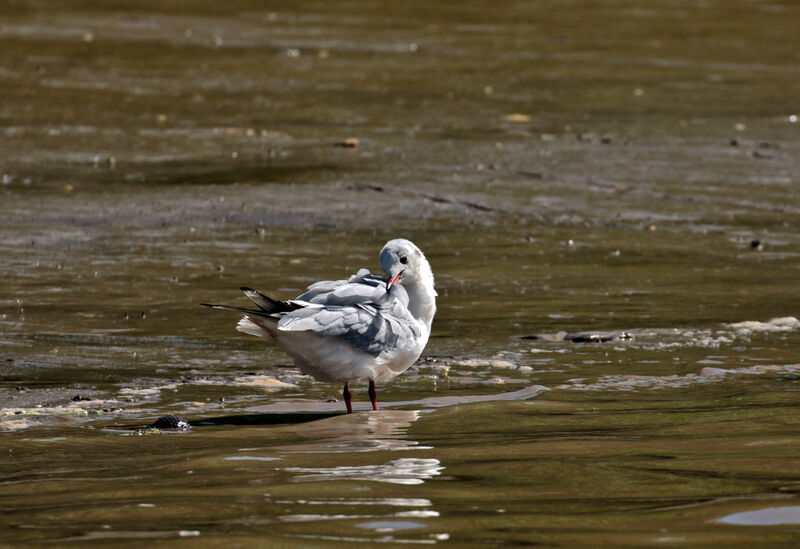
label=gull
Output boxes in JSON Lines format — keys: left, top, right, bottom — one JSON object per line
{"left": 203, "top": 239, "right": 437, "bottom": 413}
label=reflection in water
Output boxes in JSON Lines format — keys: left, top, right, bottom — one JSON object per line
{"left": 356, "top": 520, "right": 426, "bottom": 532}
{"left": 275, "top": 497, "right": 441, "bottom": 538}
{"left": 277, "top": 409, "right": 429, "bottom": 453}
{"left": 269, "top": 409, "right": 448, "bottom": 543}
{"left": 52, "top": 530, "right": 202, "bottom": 542}
{"left": 223, "top": 455, "right": 281, "bottom": 461}
{"left": 291, "top": 533, "right": 439, "bottom": 545}
{"left": 288, "top": 497, "right": 433, "bottom": 507}
{"left": 281, "top": 513, "right": 438, "bottom": 523}
{"left": 283, "top": 457, "right": 443, "bottom": 485}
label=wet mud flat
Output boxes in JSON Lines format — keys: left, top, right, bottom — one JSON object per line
{"left": 3, "top": 0, "right": 800, "bottom": 547}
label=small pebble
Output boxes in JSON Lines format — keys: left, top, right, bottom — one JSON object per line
{"left": 335, "top": 138, "right": 359, "bottom": 148}
{"left": 503, "top": 113, "right": 531, "bottom": 122}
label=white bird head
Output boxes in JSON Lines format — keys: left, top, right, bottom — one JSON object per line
{"left": 379, "top": 238, "right": 435, "bottom": 294}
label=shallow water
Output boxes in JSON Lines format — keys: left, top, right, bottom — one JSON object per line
{"left": 2, "top": 0, "right": 800, "bottom": 546}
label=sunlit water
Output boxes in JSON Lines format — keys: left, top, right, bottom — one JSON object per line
{"left": 2, "top": 0, "right": 800, "bottom": 546}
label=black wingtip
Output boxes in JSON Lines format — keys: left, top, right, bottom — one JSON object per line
{"left": 240, "top": 286, "right": 254, "bottom": 292}
{"left": 200, "top": 303, "right": 216, "bottom": 308}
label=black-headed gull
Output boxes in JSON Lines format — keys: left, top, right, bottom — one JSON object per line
{"left": 203, "top": 239, "right": 437, "bottom": 413}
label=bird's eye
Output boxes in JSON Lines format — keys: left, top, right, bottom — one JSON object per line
{"left": 399, "top": 256, "right": 408, "bottom": 264}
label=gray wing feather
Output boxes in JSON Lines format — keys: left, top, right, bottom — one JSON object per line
{"left": 275, "top": 267, "right": 416, "bottom": 356}
{"left": 277, "top": 304, "right": 416, "bottom": 357}
{"left": 297, "top": 280, "right": 346, "bottom": 301}
{"left": 296, "top": 268, "right": 387, "bottom": 302}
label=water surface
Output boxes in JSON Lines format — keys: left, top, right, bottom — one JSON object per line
{"left": 2, "top": 0, "right": 800, "bottom": 546}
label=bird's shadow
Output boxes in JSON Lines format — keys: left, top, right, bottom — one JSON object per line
{"left": 135, "top": 384, "right": 549, "bottom": 435}
{"left": 148, "top": 409, "right": 427, "bottom": 454}
{"left": 191, "top": 412, "right": 339, "bottom": 428}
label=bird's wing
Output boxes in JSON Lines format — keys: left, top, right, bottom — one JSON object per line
{"left": 277, "top": 299, "right": 419, "bottom": 357}
{"left": 296, "top": 268, "right": 387, "bottom": 302}
{"left": 209, "top": 267, "right": 417, "bottom": 356}
{"left": 295, "top": 268, "right": 411, "bottom": 310}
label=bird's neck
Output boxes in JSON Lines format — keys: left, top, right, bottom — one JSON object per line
{"left": 404, "top": 280, "right": 437, "bottom": 331}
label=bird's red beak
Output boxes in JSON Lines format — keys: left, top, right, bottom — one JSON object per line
{"left": 386, "top": 271, "right": 403, "bottom": 290}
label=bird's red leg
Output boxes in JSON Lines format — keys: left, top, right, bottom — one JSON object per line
{"left": 368, "top": 380, "right": 379, "bottom": 411}
{"left": 343, "top": 382, "right": 353, "bottom": 414}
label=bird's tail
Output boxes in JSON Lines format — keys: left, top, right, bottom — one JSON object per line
{"left": 237, "top": 316, "right": 271, "bottom": 338}
{"left": 239, "top": 286, "right": 291, "bottom": 313}
{"left": 202, "top": 286, "right": 302, "bottom": 339}
{"left": 201, "top": 286, "right": 298, "bottom": 316}
{"left": 200, "top": 302, "right": 271, "bottom": 316}
{"left": 200, "top": 302, "right": 274, "bottom": 338}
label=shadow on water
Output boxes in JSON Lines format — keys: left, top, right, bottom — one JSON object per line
{"left": 193, "top": 411, "right": 339, "bottom": 427}
{"left": 112, "top": 412, "right": 342, "bottom": 432}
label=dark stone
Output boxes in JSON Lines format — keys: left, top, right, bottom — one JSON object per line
{"left": 152, "top": 415, "right": 192, "bottom": 430}
{"left": 522, "top": 330, "right": 634, "bottom": 343}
